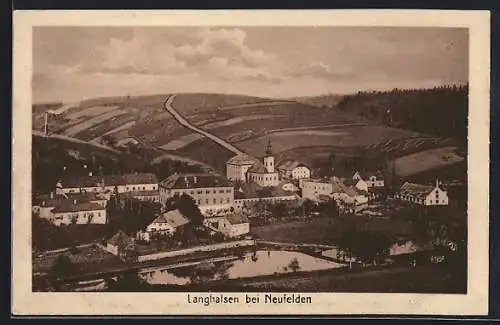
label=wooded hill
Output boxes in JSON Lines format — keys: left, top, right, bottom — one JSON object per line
{"left": 335, "top": 85, "right": 468, "bottom": 144}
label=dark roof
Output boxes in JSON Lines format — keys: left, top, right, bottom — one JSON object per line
{"left": 247, "top": 161, "right": 268, "bottom": 173}
{"left": 225, "top": 213, "right": 249, "bottom": 225}
{"left": 160, "top": 173, "right": 232, "bottom": 190}
{"left": 151, "top": 209, "right": 190, "bottom": 228}
{"left": 61, "top": 175, "right": 103, "bottom": 188}
{"left": 399, "top": 182, "right": 436, "bottom": 199}
{"left": 60, "top": 173, "right": 158, "bottom": 188}
{"left": 226, "top": 154, "right": 258, "bottom": 165}
{"left": 343, "top": 179, "right": 359, "bottom": 187}
{"left": 108, "top": 230, "right": 134, "bottom": 247}
{"left": 34, "top": 196, "right": 69, "bottom": 207}
{"left": 51, "top": 201, "right": 104, "bottom": 213}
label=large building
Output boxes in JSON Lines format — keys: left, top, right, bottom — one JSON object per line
{"left": 159, "top": 173, "right": 234, "bottom": 216}
{"left": 300, "top": 177, "right": 367, "bottom": 206}
{"left": 56, "top": 173, "right": 159, "bottom": 197}
{"left": 226, "top": 140, "right": 280, "bottom": 187}
{"left": 397, "top": 180, "right": 449, "bottom": 206}
{"left": 353, "top": 171, "right": 385, "bottom": 190}
{"left": 277, "top": 160, "right": 311, "bottom": 180}
{"left": 33, "top": 192, "right": 107, "bottom": 219}
{"left": 232, "top": 181, "right": 299, "bottom": 210}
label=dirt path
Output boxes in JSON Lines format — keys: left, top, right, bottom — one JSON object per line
{"left": 164, "top": 95, "right": 245, "bottom": 156}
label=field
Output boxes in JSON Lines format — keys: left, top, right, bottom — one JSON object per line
{"left": 33, "top": 92, "right": 463, "bottom": 176}
{"left": 394, "top": 146, "right": 465, "bottom": 177}
{"left": 251, "top": 216, "right": 415, "bottom": 245}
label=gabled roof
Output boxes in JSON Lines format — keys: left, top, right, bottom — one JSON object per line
{"left": 151, "top": 209, "right": 190, "bottom": 228}
{"left": 120, "top": 173, "right": 158, "bottom": 185}
{"left": 108, "top": 230, "right": 134, "bottom": 247}
{"left": 354, "top": 170, "right": 384, "bottom": 180}
{"left": 51, "top": 201, "right": 104, "bottom": 213}
{"left": 247, "top": 161, "right": 267, "bottom": 174}
{"left": 227, "top": 154, "right": 258, "bottom": 165}
{"left": 61, "top": 175, "right": 103, "bottom": 188}
{"left": 399, "top": 182, "right": 436, "bottom": 199}
{"left": 225, "top": 213, "right": 250, "bottom": 225}
{"left": 234, "top": 181, "right": 297, "bottom": 200}
{"left": 160, "top": 173, "right": 232, "bottom": 190}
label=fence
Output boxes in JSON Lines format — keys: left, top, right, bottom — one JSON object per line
{"left": 137, "top": 239, "right": 256, "bottom": 262}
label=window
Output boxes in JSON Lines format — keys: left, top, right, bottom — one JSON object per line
{"left": 219, "top": 189, "right": 224, "bottom": 193}
{"left": 197, "top": 190, "right": 202, "bottom": 194}
{"left": 153, "top": 186, "right": 156, "bottom": 190}
{"left": 206, "top": 190, "right": 210, "bottom": 194}
{"left": 213, "top": 198, "right": 217, "bottom": 204}
{"left": 226, "top": 189, "right": 231, "bottom": 193}
{"left": 190, "top": 191, "right": 194, "bottom": 195}
{"left": 206, "top": 198, "right": 209, "bottom": 204}
{"left": 143, "top": 186, "right": 146, "bottom": 190}
{"left": 220, "top": 198, "right": 223, "bottom": 204}
{"left": 226, "top": 198, "right": 230, "bottom": 204}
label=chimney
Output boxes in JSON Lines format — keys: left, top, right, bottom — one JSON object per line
{"left": 73, "top": 199, "right": 77, "bottom": 205}
{"left": 194, "top": 176, "right": 198, "bottom": 184}
{"left": 184, "top": 176, "right": 188, "bottom": 183}
{"left": 89, "top": 172, "right": 93, "bottom": 176}
{"left": 50, "top": 192, "right": 54, "bottom": 199}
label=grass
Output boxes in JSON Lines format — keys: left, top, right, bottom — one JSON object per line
{"left": 250, "top": 216, "right": 415, "bottom": 246}
{"left": 62, "top": 110, "right": 127, "bottom": 136}
{"left": 172, "top": 93, "right": 275, "bottom": 115}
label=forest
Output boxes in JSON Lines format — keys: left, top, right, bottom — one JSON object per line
{"left": 335, "top": 84, "right": 468, "bottom": 144}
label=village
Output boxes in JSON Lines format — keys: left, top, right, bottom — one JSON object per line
{"left": 31, "top": 138, "right": 466, "bottom": 292}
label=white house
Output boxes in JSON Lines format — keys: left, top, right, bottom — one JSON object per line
{"left": 106, "top": 230, "right": 135, "bottom": 258}
{"left": 49, "top": 200, "right": 107, "bottom": 226}
{"left": 137, "top": 209, "right": 190, "bottom": 242}
{"left": 300, "top": 178, "right": 335, "bottom": 201}
{"left": 353, "top": 171, "right": 385, "bottom": 189}
{"left": 203, "top": 213, "right": 250, "bottom": 238}
{"left": 56, "top": 173, "right": 159, "bottom": 195}
{"left": 278, "top": 160, "right": 311, "bottom": 180}
{"left": 397, "top": 180, "right": 449, "bottom": 206}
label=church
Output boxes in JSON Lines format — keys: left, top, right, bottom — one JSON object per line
{"left": 226, "top": 140, "right": 280, "bottom": 187}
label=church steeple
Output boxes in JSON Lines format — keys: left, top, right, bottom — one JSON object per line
{"left": 265, "top": 139, "right": 273, "bottom": 156}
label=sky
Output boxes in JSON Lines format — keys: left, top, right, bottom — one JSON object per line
{"left": 32, "top": 27, "right": 468, "bottom": 103}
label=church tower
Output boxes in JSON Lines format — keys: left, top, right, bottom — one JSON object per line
{"left": 263, "top": 139, "right": 275, "bottom": 173}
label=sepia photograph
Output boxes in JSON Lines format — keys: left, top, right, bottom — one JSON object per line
{"left": 12, "top": 10, "right": 490, "bottom": 315}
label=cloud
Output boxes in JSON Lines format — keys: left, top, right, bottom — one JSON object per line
{"left": 287, "top": 61, "right": 355, "bottom": 80}
{"left": 174, "top": 28, "right": 276, "bottom": 70}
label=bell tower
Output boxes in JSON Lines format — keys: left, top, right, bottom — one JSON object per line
{"left": 263, "top": 139, "right": 275, "bottom": 173}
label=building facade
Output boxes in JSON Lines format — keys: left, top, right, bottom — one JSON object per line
{"left": 159, "top": 173, "right": 234, "bottom": 216}
{"left": 56, "top": 173, "right": 159, "bottom": 195}
{"left": 226, "top": 154, "right": 258, "bottom": 181}
{"left": 137, "top": 209, "right": 190, "bottom": 242}
{"left": 278, "top": 160, "right": 311, "bottom": 180}
{"left": 353, "top": 171, "right": 385, "bottom": 189}
{"left": 49, "top": 201, "right": 107, "bottom": 226}
{"left": 397, "top": 181, "right": 449, "bottom": 206}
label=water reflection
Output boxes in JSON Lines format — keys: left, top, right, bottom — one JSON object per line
{"left": 142, "top": 250, "right": 345, "bottom": 285}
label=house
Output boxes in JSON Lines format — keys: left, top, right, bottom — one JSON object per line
{"left": 277, "top": 160, "right": 311, "bottom": 180}
{"left": 136, "top": 209, "right": 190, "bottom": 242}
{"left": 353, "top": 171, "right": 385, "bottom": 189}
{"left": 33, "top": 192, "right": 108, "bottom": 220}
{"left": 301, "top": 177, "right": 368, "bottom": 208}
{"left": 226, "top": 140, "right": 279, "bottom": 187}
{"left": 203, "top": 213, "right": 250, "bottom": 238}
{"left": 121, "top": 190, "right": 161, "bottom": 203}
{"left": 159, "top": 173, "right": 234, "bottom": 216}
{"left": 56, "top": 173, "right": 159, "bottom": 195}
{"left": 300, "top": 178, "right": 336, "bottom": 201}
{"left": 343, "top": 178, "right": 369, "bottom": 193}
{"left": 106, "top": 230, "right": 135, "bottom": 259}
{"left": 49, "top": 200, "right": 107, "bottom": 226}
{"left": 397, "top": 180, "right": 449, "bottom": 206}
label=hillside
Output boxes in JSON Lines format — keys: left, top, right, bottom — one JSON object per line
{"left": 292, "top": 94, "right": 344, "bottom": 108}
{"left": 335, "top": 85, "right": 468, "bottom": 144}
{"left": 32, "top": 91, "right": 464, "bottom": 178}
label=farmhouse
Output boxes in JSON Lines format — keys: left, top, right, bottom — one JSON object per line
{"left": 277, "top": 160, "right": 311, "bottom": 180}
{"left": 159, "top": 173, "right": 234, "bottom": 216}
{"left": 396, "top": 180, "right": 449, "bottom": 206}
{"left": 301, "top": 177, "right": 368, "bottom": 206}
{"left": 226, "top": 140, "right": 279, "bottom": 187}
{"left": 56, "top": 172, "right": 159, "bottom": 195}
{"left": 49, "top": 200, "right": 107, "bottom": 226}
{"left": 136, "top": 209, "right": 190, "bottom": 242}
{"left": 300, "top": 178, "right": 335, "bottom": 202}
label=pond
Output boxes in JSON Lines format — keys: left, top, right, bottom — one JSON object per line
{"left": 141, "top": 250, "right": 346, "bottom": 285}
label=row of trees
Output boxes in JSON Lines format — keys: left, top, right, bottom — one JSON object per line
{"left": 337, "top": 228, "right": 393, "bottom": 267}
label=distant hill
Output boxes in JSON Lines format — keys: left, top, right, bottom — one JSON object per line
{"left": 335, "top": 85, "right": 468, "bottom": 144}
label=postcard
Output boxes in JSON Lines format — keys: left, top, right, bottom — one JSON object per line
{"left": 12, "top": 9, "right": 490, "bottom": 315}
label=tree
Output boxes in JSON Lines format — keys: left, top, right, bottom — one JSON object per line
{"left": 288, "top": 258, "right": 301, "bottom": 272}
{"left": 175, "top": 194, "right": 204, "bottom": 226}
{"left": 50, "top": 254, "right": 77, "bottom": 278}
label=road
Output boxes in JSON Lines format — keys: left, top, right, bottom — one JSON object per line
{"left": 163, "top": 95, "right": 245, "bottom": 156}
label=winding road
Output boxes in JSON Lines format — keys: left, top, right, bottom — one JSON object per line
{"left": 163, "top": 95, "right": 245, "bottom": 156}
